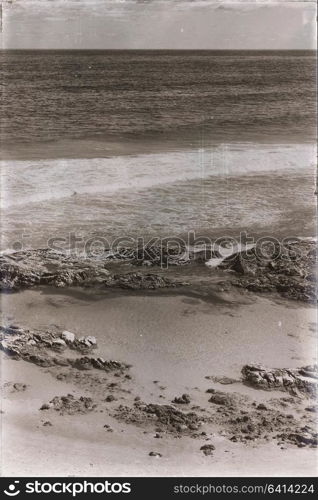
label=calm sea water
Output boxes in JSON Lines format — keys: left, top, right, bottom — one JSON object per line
{"left": 0, "top": 51, "right": 316, "bottom": 250}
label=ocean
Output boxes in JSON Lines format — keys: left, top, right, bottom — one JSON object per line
{"left": 0, "top": 50, "right": 316, "bottom": 251}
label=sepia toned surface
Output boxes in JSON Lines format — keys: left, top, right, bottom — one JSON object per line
{"left": 0, "top": 1, "right": 317, "bottom": 478}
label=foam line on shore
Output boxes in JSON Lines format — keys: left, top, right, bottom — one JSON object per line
{"left": 1, "top": 143, "right": 315, "bottom": 209}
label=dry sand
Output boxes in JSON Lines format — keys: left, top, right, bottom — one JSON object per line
{"left": 1, "top": 286, "right": 317, "bottom": 476}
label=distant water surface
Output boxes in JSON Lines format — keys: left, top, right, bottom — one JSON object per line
{"left": 0, "top": 51, "right": 316, "bottom": 250}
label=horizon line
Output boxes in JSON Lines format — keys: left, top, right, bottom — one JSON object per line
{"left": 0, "top": 48, "right": 316, "bottom": 52}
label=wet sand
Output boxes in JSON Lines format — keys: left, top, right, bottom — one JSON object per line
{"left": 1, "top": 287, "right": 317, "bottom": 476}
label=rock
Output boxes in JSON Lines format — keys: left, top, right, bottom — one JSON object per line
{"left": 257, "top": 404, "right": 267, "bottom": 411}
{"left": 105, "top": 395, "right": 116, "bottom": 402}
{"left": 110, "top": 272, "right": 187, "bottom": 290}
{"left": 188, "top": 423, "right": 200, "bottom": 431}
{"left": 79, "top": 336, "right": 97, "bottom": 347}
{"left": 149, "top": 451, "right": 162, "bottom": 457}
{"left": 48, "top": 394, "right": 96, "bottom": 415}
{"left": 242, "top": 364, "right": 318, "bottom": 398}
{"left": 52, "top": 338, "right": 66, "bottom": 350}
{"left": 176, "top": 424, "right": 188, "bottom": 432}
{"left": 85, "top": 336, "right": 97, "bottom": 346}
{"left": 72, "top": 357, "right": 94, "bottom": 370}
{"left": 0, "top": 340, "right": 21, "bottom": 357}
{"left": 40, "top": 403, "right": 51, "bottom": 410}
{"left": 277, "top": 431, "right": 318, "bottom": 447}
{"left": 173, "top": 393, "right": 191, "bottom": 404}
{"left": 217, "top": 240, "right": 316, "bottom": 302}
{"left": 28, "top": 354, "right": 55, "bottom": 367}
{"left": 208, "top": 376, "right": 237, "bottom": 385}
{"left": 200, "top": 444, "right": 215, "bottom": 456}
{"left": 61, "top": 331, "right": 76, "bottom": 343}
{"left": 0, "top": 248, "right": 187, "bottom": 293}
{"left": 43, "top": 421, "right": 52, "bottom": 426}
{"left": 12, "top": 383, "right": 27, "bottom": 392}
{"left": 0, "top": 319, "right": 131, "bottom": 377}
{"left": 209, "top": 392, "right": 233, "bottom": 406}
{"left": 114, "top": 403, "right": 203, "bottom": 437}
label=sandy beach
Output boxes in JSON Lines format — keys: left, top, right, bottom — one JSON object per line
{"left": 1, "top": 285, "right": 317, "bottom": 477}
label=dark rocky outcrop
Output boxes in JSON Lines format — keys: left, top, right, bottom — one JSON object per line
{"left": 218, "top": 239, "right": 316, "bottom": 302}
{"left": 241, "top": 364, "right": 318, "bottom": 398}
{"left": 40, "top": 394, "right": 97, "bottom": 415}
{"left": 0, "top": 323, "right": 130, "bottom": 374}
{"left": 0, "top": 239, "right": 315, "bottom": 301}
{"left": 0, "top": 249, "right": 188, "bottom": 292}
{"left": 113, "top": 401, "right": 204, "bottom": 437}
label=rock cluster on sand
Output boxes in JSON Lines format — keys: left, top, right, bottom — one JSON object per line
{"left": 241, "top": 364, "right": 318, "bottom": 398}
{"left": 218, "top": 239, "right": 316, "bottom": 302}
{"left": 113, "top": 401, "right": 204, "bottom": 437}
{"left": 0, "top": 324, "right": 129, "bottom": 374}
{"left": 40, "top": 394, "right": 97, "bottom": 415}
{"left": 200, "top": 444, "right": 215, "bottom": 456}
{"left": 1, "top": 319, "right": 317, "bottom": 451}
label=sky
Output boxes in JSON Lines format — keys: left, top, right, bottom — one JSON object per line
{"left": 1, "top": 0, "right": 316, "bottom": 50}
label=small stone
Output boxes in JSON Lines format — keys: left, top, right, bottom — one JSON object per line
{"left": 43, "top": 421, "right": 52, "bottom": 427}
{"left": 79, "top": 336, "right": 97, "bottom": 347}
{"left": 52, "top": 338, "right": 66, "bottom": 349}
{"left": 208, "top": 393, "right": 230, "bottom": 405}
{"left": 257, "top": 403, "right": 267, "bottom": 411}
{"left": 173, "top": 393, "right": 191, "bottom": 404}
{"left": 40, "top": 403, "right": 50, "bottom": 410}
{"left": 189, "top": 423, "right": 199, "bottom": 431}
{"left": 149, "top": 451, "right": 162, "bottom": 457}
{"left": 105, "top": 395, "right": 116, "bottom": 402}
{"left": 200, "top": 444, "right": 215, "bottom": 456}
{"left": 85, "top": 336, "right": 97, "bottom": 346}
{"left": 305, "top": 406, "right": 317, "bottom": 413}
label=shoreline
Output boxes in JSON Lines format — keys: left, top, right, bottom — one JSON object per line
{"left": 0, "top": 238, "right": 317, "bottom": 476}
{"left": 0, "top": 238, "right": 316, "bottom": 302}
